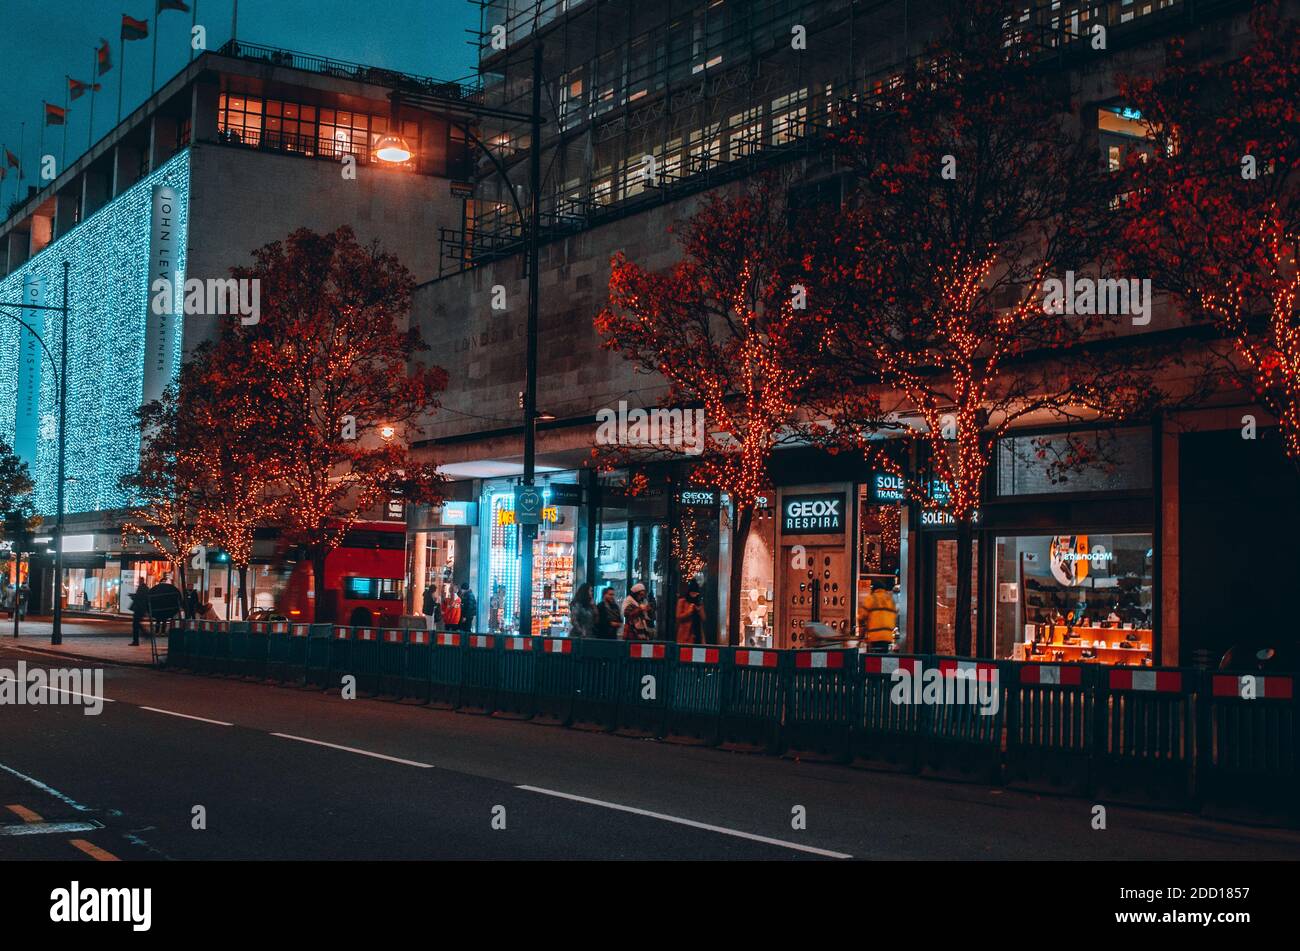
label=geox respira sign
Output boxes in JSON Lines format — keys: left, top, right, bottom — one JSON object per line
{"left": 782, "top": 493, "right": 845, "bottom": 535}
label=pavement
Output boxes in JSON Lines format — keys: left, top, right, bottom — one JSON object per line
{"left": 4, "top": 614, "right": 163, "bottom": 667}
{"left": 3, "top": 639, "right": 1300, "bottom": 861}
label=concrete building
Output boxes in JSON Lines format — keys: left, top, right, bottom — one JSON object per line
{"left": 0, "top": 40, "right": 469, "bottom": 616}
{"left": 408, "top": 0, "right": 1295, "bottom": 665}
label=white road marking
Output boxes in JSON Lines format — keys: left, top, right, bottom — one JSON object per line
{"left": 516, "top": 785, "right": 853, "bottom": 859}
{"left": 28, "top": 685, "right": 116, "bottom": 704}
{"left": 138, "top": 706, "right": 233, "bottom": 726}
{"left": 269, "top": 733, "right": 435, "bottom": 769}
{"left": 0, "top": 820, "right": 102, "bottom": 837}
{"left": 0, "top": 762, "right": 93, "bottom": 813}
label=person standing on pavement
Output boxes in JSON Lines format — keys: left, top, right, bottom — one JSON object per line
{"left": 595, "top": 586, "right": 623, "bottom": 639}
{"left": 184, "top": 585, "right": 200, "bottom": 620}
{"left": 675, "top": 579, "right": 705, "bottom": 645}
{"left": 457, "top": 582, "right": 478, "bottom": 633}
{"left": 130, "top": 580, "right": 151, "bottom": 646}
{"left": 568, "top": 583, "right": 595, "bottom": 638}
{"left": 621, "top": 583, "right": 650, "bottom": 641}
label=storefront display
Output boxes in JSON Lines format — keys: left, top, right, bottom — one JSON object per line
{"left": 482, "top": 482, "right": 578, "bottom": 636}
{"left": 995, "top": 532, "right": 1153, "bottom": 664}
{"left": 737, "top": 501, "right": 775, "bottom": 647}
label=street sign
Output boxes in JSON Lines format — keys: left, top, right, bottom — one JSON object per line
{"left": 514, "top": 485, "right": 544, "bottom": 526}
{"left": 450, "top": 181, "right": 475, "bottom": 198}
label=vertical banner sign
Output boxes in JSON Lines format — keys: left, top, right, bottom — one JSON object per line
{"left": 143, "top": 184, "right": 180, "bottom": 408}
{"left": 15, "top": 274, "right": 45, "bottom": 471}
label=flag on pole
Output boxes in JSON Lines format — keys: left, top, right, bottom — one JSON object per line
{"left": 97, "top": 38, "right": 113, "bottom": 74}
{"left": 44, "top": 103, "right": 67, "bottom": 126}
{"left": 68, "top": 77, "right": 102, "bottom": 101}
{"left": 158, "top": 0, "right": 191, "bottom": 11}
{"left": 4, "top": 148, "right": 18, "bottom": 170}
{"left": 121, "top": 14, "right": 149, "bottom": 40}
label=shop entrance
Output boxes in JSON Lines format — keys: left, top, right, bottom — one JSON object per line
{"left": 921, "top": 533, "right": 979, "bottom": 656}
{"left": 779, "top": 544, "right": 851, "bottom": 648}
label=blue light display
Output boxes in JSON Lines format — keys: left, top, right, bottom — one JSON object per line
{"left": 0, "top": 150, "right": 190, "bottom": 516}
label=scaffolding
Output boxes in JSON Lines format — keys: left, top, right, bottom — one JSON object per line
{"left": 438, "top": 0, "right": 1209, "bottom": 276}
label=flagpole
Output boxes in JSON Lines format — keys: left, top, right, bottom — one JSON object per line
{"left": 88, "top": 50, "right": 98, "bottom": 153}
{"left": 191, "top": 1, "right": 198, "bottom": 61}
{"left": 39, "top": 104, "right": 45, "bottom": 170}
{"left": 62, "top": 83, "right": 69, "bottom": 170}
{"left": 231, "top": 0, "right": 238, "bottom": 45}
{"left": 117, "top": 35, "right": 125, "bottom": 125}
{"left": 151, "top": 11, "right": 159, "bottom": 93}
{"left": 18, "top": 121, "right": 24, "bottom": 184}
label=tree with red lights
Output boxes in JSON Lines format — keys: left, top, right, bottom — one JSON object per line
{"left": 1121, "top": 1, "right": 1300, "bottom": 464}
{"left": 220, "top": 226, "right": 448, "bottom": 622}
{"left": 806, "top": 0, "right": 1180, "bottom": 654}
{"left": 121, "top": 387, "right": 210, "bottom": 587}
{"left": 596, "top": 176, "right": 829, "bottom": 644}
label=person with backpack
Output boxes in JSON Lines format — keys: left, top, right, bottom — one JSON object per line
{"left": 458, "top": 582, "right": 478, "bottom": 632}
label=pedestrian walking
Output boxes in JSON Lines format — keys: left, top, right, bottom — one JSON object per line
{"left": 130, "top": 580, "right": 151, "bottom": 645}
{"left": 675, "top": 579, "right": 705, "bottom": 645}
{"left": 595, "top": 586, "right": 623, "bottom": 639}
{"left": 568, "top": 583, "right": 595, "bottom": 638}
{"left": 184, "top": 586, "right": 200, "bottom": 620}
{"left": 14, "top": 583, "right": 28, "bottom": 621}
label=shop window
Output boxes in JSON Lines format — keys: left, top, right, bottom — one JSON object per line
{"left": 857, "top": 492, "right": 903, "bottom": 648}
{"left": 1098, "top": 103, "right": 1158, "bottom": 170}
{"left": 996, "top": 427, "right": 1152, "bottom": 495}
{"left": 737, "top": 501, "right": 776, "bottom": 647}
{"left": 995, "top": 533, "right": 1153, "bottom": 663}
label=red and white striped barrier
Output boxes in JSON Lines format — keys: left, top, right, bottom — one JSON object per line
{"left": 1211, "top": 674, "right": 1294, "bottom": 700}
{"left": 270, "top": 621, "right": 290, "bottom": 634}
{"left": 863, "top": 655, "right": 921, "bottom": 675}
{"left": 409, "top": 630, "right": 430, "bottom": 646}
{"left": 629, "top": 643, "right": 665, "bottom": 659}
{"left": 937, "top": 659, "right": 999, "bottom": 682}
{"left": 470, "top": 635, "right": 493, "bottom": 649}
{"left": 1108, "top": 669, "right": 1182, "bottom": 692}
{"left": 381, "top": 629, "right": 404, "bottom": 645}
{"left": 542, "top": 638, "right": 572, "bottom": 654}
{"left": 734, "top": 649, "right": 777, "bottom": 668}
{"left": 436, "top": 632, "right": 460, "bottom": 647}
{"left": 355, "top": 628, "right": 379, "bottom": 643}
{"left": 794, "top": 651, "right": 845, "bottom": 669}
{"left": 679, "top": 647, "right": 720, "bottom": 664}
{"left": 504, "top": 637, "right": 533, "bottom": 651}
{"left": 249, "top": 622, "right": 270, "bottom": 634}
{"left": 290, "top": 623, "right": 311, "bottom": 638}
{"left": 333, "top": 626, "right": 351, "bottom": 640}
{"left": 1019, "top": 664, "right": 1084, "bottom": 686}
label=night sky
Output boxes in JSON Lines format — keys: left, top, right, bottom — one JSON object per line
{"left": 0, "top": 0, "right": 480, "bottom": 209}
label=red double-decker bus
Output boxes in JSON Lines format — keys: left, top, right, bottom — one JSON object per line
{"left": 275, "top": 521, "right": 407, "bottom": 627}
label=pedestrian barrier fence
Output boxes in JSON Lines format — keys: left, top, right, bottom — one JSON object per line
{"left": 162, "top": 622, "right": 1300, "bottom": 825}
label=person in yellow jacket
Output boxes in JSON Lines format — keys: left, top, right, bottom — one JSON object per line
{"left": 863, "top": 581, "right": 898, "bottom": 651}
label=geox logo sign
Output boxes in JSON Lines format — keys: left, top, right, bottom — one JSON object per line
{"left": 782, "top": 493, "right": 845, "bottom": 534}
{"left": 50, "top": 882, "right": 152, "bottom": 932}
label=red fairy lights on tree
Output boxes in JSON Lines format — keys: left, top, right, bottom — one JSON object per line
{"left": 596, "top": 175, "right": 828, "bottom": 642}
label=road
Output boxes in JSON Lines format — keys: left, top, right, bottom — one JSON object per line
{"left": 3, "top": 640, "right": 1299, "bottom": 861}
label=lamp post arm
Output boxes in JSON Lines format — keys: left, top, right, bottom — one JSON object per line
{"left": 0, "top": 305, "right": 61, "bottom": 390}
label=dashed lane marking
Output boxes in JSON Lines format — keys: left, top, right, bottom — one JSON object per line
{"left": 516, "top": 785, "right": 854, "bottom": 859}
{"left": 138, "top": 706, "right": 233, "bottom": 726}
{"left": 6, "top": 804, "right": 43, "bottom": 822}
{"left": 269, "top": 733, "right": 436, "bottom": 768}
{"left": 69, "top": 838, "right": 121, "bottom": 862}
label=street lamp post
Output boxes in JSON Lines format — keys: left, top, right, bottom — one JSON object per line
{"left": 0, "top": 260, "right": 71, "bottom": 644}
{"left": 375, "top": 45, "right": 546, "bottom": 637}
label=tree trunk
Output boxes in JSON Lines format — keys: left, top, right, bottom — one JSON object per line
{"left": 954, "top": 515, "right": 975, "bottom": 657}
{"left": 311, "top": 549, "right": 333, "bottom": 623}
{"left": 237, "top": 564, "right": 249, "bottom": 619}
{"left": 727, "top": 506, "right": 754, "bottom": 647}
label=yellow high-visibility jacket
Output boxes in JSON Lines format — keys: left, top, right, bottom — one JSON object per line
{"left": 864, "top": 588, "right": 898, "bottom": 642}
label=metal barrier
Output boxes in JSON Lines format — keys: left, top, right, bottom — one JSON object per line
{"left": 1198, "top": 671, "right": 1298, "bottom": 824}
{"left": 719, "top": 648, "right": 785, "bottom": 753}
{"left": 1092, "top": 667, "right": 1196, "bottom": 809}
{"left": 535, "top": 637, "right": 577, "bottom": 724}
{"left": 854, "top": 655, "right": 926, "bottom": 772}
{"left": 666, "top": 646, "right": 725, "bottom": 744}
{"left": 459, "top": 634, "right": 498, "bottom": 712}
{"left": 496, "top": 636, "right": 538, "bottom": 718}
{"left": 377, "top": 629, "right": 408, "bottom": 697}
{"left": 783, "top": 649, "right": 860, "bottom": 762}
{"left": 570, "top": 638, "right": 623, "bottom": 730}
{"left": 919, "top": 658, "right": 1005, "bottom": 784}
{"left": 428, "top": 632, "right": 463, "bottom": 708}
{"left": 156, "top": 630, "right": 1300, "bottom": 826}
{"left": 617, "top": 641, "right": 671, "bottom": 736}
{"left": 1005, "top": 662, "right": 1095, "bottom": 795}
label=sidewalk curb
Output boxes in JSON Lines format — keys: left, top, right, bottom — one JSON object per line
{"left": 5, "top": 642, "right": 165, "bottom": 669}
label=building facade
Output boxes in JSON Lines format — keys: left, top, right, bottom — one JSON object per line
{"left": 0, "top": 40, "right": 469, "bottom": 617}
{"left": 408, "top": 0, "right": 1297, "bottom": 665}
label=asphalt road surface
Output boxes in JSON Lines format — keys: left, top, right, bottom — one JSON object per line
{"left": 3, "top": 641, "right": 1299, "bottom": 861}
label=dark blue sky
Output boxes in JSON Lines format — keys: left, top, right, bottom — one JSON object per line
{"left": 0, "top": 0, "right": 479, "bottom": 208}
